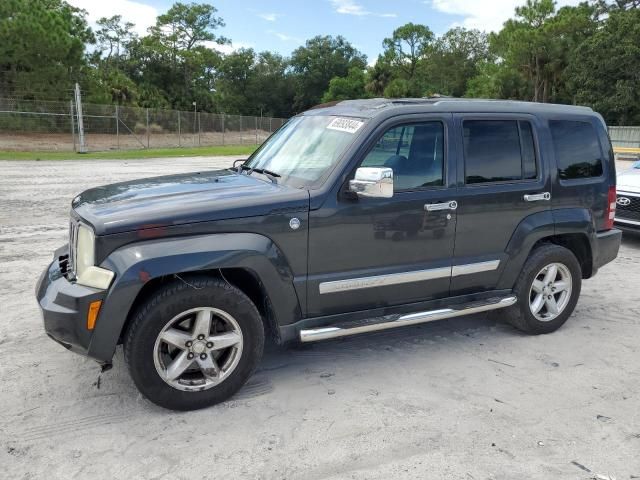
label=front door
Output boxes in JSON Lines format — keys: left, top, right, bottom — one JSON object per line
{"left": 306, "top": 115, "right": 458, "bottom": 317}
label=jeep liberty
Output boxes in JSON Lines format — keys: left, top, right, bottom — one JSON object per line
{"left": 36, "top": 98, "right": 622, "bottom": 410}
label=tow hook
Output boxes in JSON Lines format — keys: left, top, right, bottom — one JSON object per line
{"left": 100, "top": 362, "right": 113, "bottom": 373}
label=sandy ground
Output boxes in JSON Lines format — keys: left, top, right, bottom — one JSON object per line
{"left": 1, "top": 157, "right": 639, "bottom": 480}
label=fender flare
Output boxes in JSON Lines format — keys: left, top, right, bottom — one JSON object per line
{"left": 497, "top": 208, "right": 596, "bottom": 290}
{"left": 87, "top": 233, "right": 302, "bottom": 362}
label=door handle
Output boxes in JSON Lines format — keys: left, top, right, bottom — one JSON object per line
{"left": 524, "top": 192, "right": 551, "bottom": 202}
{"left": 425, "top": 200, "right": 458, "bottom": 212}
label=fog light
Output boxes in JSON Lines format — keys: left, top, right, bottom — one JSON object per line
{"left": 87, "top": 300, "right": 102, "bottom": 330}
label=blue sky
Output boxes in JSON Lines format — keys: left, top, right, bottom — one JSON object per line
{"left": 69, "top": 0, "right": 583, "bottom": 62}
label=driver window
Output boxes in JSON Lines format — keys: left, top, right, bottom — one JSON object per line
{"left": 361, "top": 122, "right": 444, "bottom": 190}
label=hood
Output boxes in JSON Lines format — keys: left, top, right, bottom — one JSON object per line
{"left": 617, "top": 164, "right": 640, "bottom": 192}
{"left": 72, "top": 169, "right": 309, "bottom": 235}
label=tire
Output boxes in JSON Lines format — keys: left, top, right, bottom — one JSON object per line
{"left": 124, "top": 275, "right": 264, "bottom": 411}
{"left": 500, "top": 244, "right": 582, "bottom": 334}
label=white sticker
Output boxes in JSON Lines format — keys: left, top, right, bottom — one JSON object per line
{"left": 326, "top": 117, "right": 364, "bottom": 134}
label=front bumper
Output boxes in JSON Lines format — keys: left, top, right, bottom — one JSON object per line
{"left": 36, "top": 246, "right": 106, "bottom": 361}
{"left": 593, "top": 229, "right": 622, "bottom": 271}
{"left": 615, "top": 218, "right": 640, "bottom": 233}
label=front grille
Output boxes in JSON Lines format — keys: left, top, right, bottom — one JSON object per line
{"left": 616, "top": 193, "right": 640, "bottom": 222}
{"left": 67, "top": 220, "right": 78, "bottom": 279}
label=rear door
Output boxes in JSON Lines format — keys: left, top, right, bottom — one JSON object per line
{"left": 450, "top": 113, "right": 551, "bottom": 295}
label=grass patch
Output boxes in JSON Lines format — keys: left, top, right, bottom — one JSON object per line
{"left": 0, "top": 145, "right": 257, "bottom": 161}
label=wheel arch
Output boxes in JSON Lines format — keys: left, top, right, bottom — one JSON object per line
{"left": 120, "top": 268, "right": 281, "bottom": 349}
{"left": 498, "top": 208, "right": 596, "bottom": 290}
{"left": 88, "top": 233, "right": 301, "bottom": 363}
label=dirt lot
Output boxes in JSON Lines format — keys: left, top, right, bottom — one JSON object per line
{"left": 1, "top": 158, "right": 639, "bottom": 480}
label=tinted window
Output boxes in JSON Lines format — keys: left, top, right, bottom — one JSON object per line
{"left": 550, "top": 120, "right": 603, "bottom": 180}
{"left": 361, "top": 122, "right": 444, "bottom": 190}
{"left": 520, "top": 121, "right": 537, "bottom": 180}
{"left": 463, "top": 120, "right": 538, "bottom": 184}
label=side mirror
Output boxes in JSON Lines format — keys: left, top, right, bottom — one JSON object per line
{"left": 349, "top": 167, "right": 393, "bottom": 198}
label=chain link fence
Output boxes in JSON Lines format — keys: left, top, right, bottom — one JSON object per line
{"left": 0, "top": 97, "right": 287, "bottom": 152}
{"left": 2, "top": 95, "right": 639, "bottom": 156}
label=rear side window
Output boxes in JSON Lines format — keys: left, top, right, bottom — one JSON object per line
{"left": 463, "top": 120, "right": 538, "bottom": 184}
{"left": 550, "top": 120, "right": 603, "bottom": 180}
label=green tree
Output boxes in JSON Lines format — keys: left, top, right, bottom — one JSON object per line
{"left": 85, "top": 15, "right": 139, "bottom": 104}
{"left": 424, "top": 28, "right": 490, "bottom": 97}
{"left": 489, "top": 0, "right": 595, "bottom": 103}
{"left": 365, "top": 59, "right": 393, "bottom": 96}
{"left": 95, "top": 15, "right": 136, "bottom": 66}
{"left": 214, "top": 48, "right": 256, "bottom": 114}
{"left": 382, "top": 23, "right": 434, "bottom": 82}
{"left": 594, "top": 0, "right": 640, "bottom": 16}
{"left": 0, "top": 0, "right": 93, "bottom": 98}
{"left": 465, "top": 61, "right": 525, "bottom": 99}
{"left": 290, "top": 35, "right": 367, "bottom": 111}
{"left": 248, "top": 52, "right": 295, "bottom": 117}
{"left": 128, "top": 2, "right": 226, "bottom": 110}
{"left": 151, "top": 2, "right": 228, "bottom": 51}
{"left": 568, "top": 8, "right": 640, "bottom": 124}
{"left": 321, "top": 67, "right": 369, "bottom": 102}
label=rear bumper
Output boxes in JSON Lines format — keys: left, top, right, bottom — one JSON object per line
{"left": 36, "top": 247, "right": 106, "bottom": 362}
{"left": 593, "top": 229, "right": 622, "bottom": 271}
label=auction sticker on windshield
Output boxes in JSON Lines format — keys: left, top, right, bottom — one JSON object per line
{"left": 327, "top": 117, "right": 364, "bottom": 134}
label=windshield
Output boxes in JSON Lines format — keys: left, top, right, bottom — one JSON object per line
{"left": 244, "top": 115, "right": 365, "bottom": 187}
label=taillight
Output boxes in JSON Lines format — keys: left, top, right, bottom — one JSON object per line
{"left": 605, "top": 185, "right": 616, "bottom": 230}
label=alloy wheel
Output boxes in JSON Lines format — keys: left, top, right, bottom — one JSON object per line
{"left": 528, "top": 262, "right": 573, "bottom": 322}
{"left": 153, "top": 307, "right": 244, "bottom": 391}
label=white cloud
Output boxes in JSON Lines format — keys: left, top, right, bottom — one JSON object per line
{"left": 268, "top": 30, "right": 303, "bottom": 43}
{"left": 208, "top": 41, "right": 254, "bottom": 54}
{"left": 67, "top": 0, "right": 158, "bottom": 36}
{"left": 258, "top": 13, "right": 281, "bottom": 22}
{"left": 329, "top": 0, "right": 397, "bottom": 18}
{"left": 429, "top": 0, "right": 583, "bottom": 32}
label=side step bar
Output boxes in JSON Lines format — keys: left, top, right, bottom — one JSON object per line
{"left": 299, "top": 295, "right": 517, "bottom": 342}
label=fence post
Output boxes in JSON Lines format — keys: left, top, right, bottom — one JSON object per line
{"left": 269, "top": 117, "right": 272, "bottom": 135}
{"left": 177, "top": 110, "right": 181, "bottom": 147}
{"left": 115, "top": 105, "right": 120, "bottom": 150}
{"left": 240, "top": 116, "right": 243, "bottom": 145}
{"left": 198, "top": 112, "right": 201, "bottom": 147}
{"left": 255, "top": 116, "right": 258, "bottom": 144}
{"left": 222, "top": 114, "right": 225, "bottom": 146}
{"left": 74, "top": 83, "right": 87, "bottom": 153}
{"left": 146, "top": 108, "right": 150, "bottom": 148}
{"left": 70, "top": 100, "right": 76, "bottom": 152}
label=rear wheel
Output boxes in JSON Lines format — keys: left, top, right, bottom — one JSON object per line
{"left": 124, "top": 276, "right": 264, "bottom": 411}
{"left": 501, "top": 244, "right": 582, "bottom": 334}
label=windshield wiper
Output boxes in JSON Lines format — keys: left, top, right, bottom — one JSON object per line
{"left": 237, "top": 164, "right": 280, "bottom": 184}
{"left": 252, "top": 167, "right": 281, "bottom": 184}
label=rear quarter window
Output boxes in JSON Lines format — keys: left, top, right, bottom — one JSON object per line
{"left": 549, "top": 120, "right": 603, "bottom": 180}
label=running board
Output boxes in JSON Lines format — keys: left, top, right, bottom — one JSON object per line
{"left": 299, "top": 295, "right": 517, "bottom": 342}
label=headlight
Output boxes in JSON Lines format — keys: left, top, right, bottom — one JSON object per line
{"left": 74, "top": 223, "right": 114, "bottom": 290}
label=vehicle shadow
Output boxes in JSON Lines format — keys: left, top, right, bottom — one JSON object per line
{"left": 621, "top": 231, "right": 640, "bottom": 248}
{"left": 100, "top": 310, "right": 515, "bottom": 412}
{"left": 240, "top": 312, "right": 516, "bottom": 400}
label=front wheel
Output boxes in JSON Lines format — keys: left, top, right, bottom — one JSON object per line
{"left": 124, "top": 276, "right": 264, "bottom": 411}
{"left": 501, "top": 244, "right": 582, "bottom": 334}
